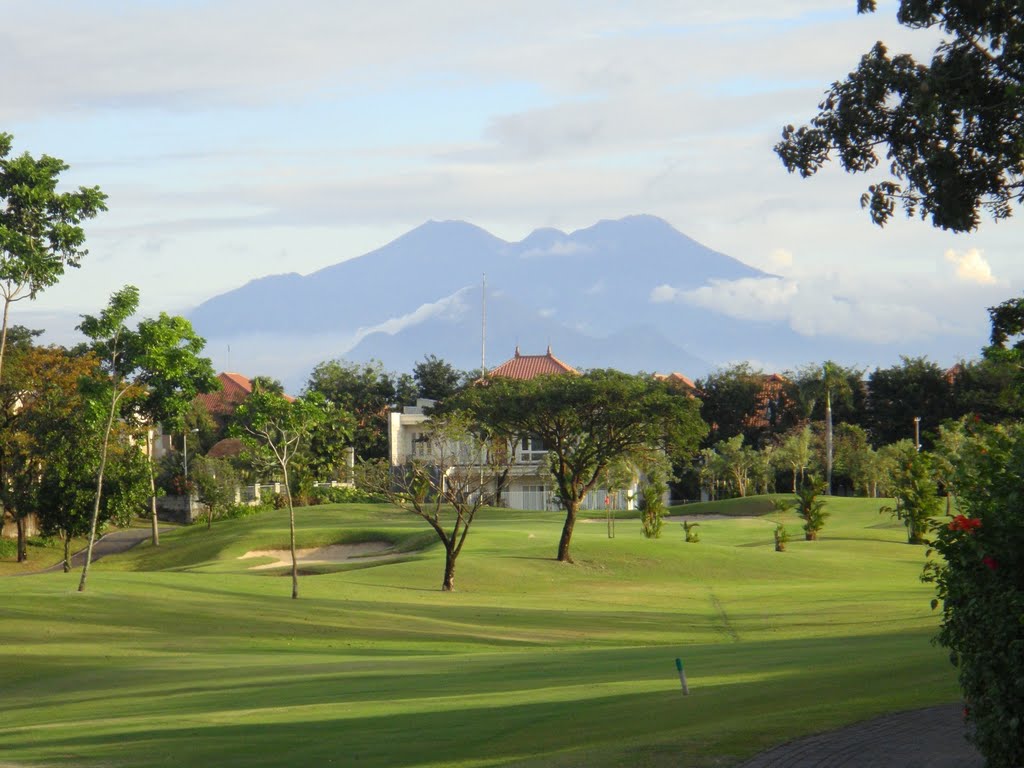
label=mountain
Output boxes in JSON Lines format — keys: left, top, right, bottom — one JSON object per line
{"left": 186, "top": 215, "right": 957, "bottom": 391}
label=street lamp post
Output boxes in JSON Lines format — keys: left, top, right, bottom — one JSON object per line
{"left": 183, "top": 428, "right": 200, "bottom": 518}
{"left": 914, "top": 416, "right": 921, "bottom": 452}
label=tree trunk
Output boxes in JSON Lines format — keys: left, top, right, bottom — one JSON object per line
{"left": 791, "top": 469, "right": 797, "bottom": 492}
{"left": 148, "top": 432, "right": 160, "bottom": 546}
{"left": 557, "top": 501, "right": 579, "bottom": 563}
{"left": 63, "top": 532, "right": 71, "bottom": 573}
{"left": 16, "top": 515, "right": 27, "bottom": 562}
{"left": 805, "top": 530, "right": 817, "bottom": 541}
{"left": 79, "top": 380, "right": 119, "bottom": 593}
{"left": 442, "top": 546, "right": 456, "bottom": 591}
{"left": 0, "top": 296, "right": 11, "bottom": 384}
{"left": 284, "top": 464, "right": 298, "bottom": 600}
{"left": 825, "top": 390, "right": 833, "bottom": 496}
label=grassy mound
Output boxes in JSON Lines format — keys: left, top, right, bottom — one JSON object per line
{"left": 1, "top": 496, "right": 955, "bottom": 767}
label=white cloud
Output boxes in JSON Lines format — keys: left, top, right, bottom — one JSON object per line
{"left": 351, "top": 289, "right": 469, "bottom": 346}
{"left": 520, "top": 241, "right": 591, "bottom": 258}
{"left": 945, "top": 248, "right": 998, "bottom": 285}
{"left": 654, "top": 268, "right": 994, "bottom": 345}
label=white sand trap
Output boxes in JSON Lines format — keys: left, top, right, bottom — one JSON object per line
{"left": 239, "top": 542, "right": 398, "bottom": 570}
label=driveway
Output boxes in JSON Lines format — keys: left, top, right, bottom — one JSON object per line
{"left": 737, "top": 703, "right": 982, "bottom": 768}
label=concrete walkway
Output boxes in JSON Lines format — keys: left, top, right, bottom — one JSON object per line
{"left": 39, "top": 527, "right": 156, "bottom": 573}
{"left": 737, "top": 703, "right": 983, "bottom": 767}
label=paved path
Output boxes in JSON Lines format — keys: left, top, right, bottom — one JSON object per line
{"left": 737, "top": 703, "right": 983, "bottom": 768}
{"left": 39, "top": 527, "right": 156, "bottom": 573}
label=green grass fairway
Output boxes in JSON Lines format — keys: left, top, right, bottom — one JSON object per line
{"left": 1, "top": 497, "right": 958, "bottom": 767}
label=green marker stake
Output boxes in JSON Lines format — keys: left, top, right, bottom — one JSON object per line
{"left": 675, "top": 657, "right": 690, "bottom": 695}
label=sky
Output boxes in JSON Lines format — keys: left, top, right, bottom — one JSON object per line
{"left": 3, "top": 0, "right": 1020, "bottom": 371}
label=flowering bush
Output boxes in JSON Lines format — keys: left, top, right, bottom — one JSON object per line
{"left": 924, "top": 422, "right": 1024, "bottom": 767}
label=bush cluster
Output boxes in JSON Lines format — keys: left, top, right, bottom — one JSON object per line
{"left": 925, "top": 422, "right": 1024, "bottom": 768}
{"left": 310, "top": 485, "right": 385, "bottom": 505}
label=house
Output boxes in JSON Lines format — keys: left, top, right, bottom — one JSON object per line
{"left": 388, "top": 347, "right": 636, "bottom": 512}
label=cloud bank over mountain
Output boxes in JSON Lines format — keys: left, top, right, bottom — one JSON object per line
{"left": 185, "top": 215, "right": 999, "bottom": 391}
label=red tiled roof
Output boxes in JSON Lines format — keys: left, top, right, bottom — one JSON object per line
{"left": 194, "top": 372, "right": 294, "bottom": 417}
{"left": 654, "top": 372, "right": 696, "bottom": 391}
{"left": 745, "top": 373, "right": 793, "bottom": 429}
{"left": 195, "top": 372, "right": 253, "bottom": 416}
{"left": 487, "top": 346, "right": 579, "bottom": 380}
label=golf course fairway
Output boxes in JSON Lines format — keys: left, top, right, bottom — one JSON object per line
{"left": 1, "top": 497, "right": 959, "bottom": 767}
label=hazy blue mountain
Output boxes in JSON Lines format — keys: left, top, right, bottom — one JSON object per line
{"left": 187, "top": 214, "right": 963, "bottom": 391}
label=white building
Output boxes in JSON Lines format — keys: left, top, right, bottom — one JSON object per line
{"left": 387, "top": 348, "right": 637, "bottom": 512}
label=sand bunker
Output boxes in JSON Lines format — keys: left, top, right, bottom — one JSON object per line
{"left": 239, "top": 542, "right": 399, "bottom": 570}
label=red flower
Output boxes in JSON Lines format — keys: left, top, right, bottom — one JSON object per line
{"left": 949, "top": 515, "right": 982, "bottom": 532}
{"left": 983, "top": 556, "right": 999, "bottom": 571}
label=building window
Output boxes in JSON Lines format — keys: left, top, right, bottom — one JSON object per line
{"left": 520, "top": 435, "right": 546, "bottom": 462}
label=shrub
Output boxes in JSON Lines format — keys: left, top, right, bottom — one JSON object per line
{"left": 924, "top": 422, "right": 1024, "bottom": 767}
{"left": 0, "top": 538, "right": 16, "bottom": 558}
{"left": 793, "top": 477, "right": 829, "bottom": 540}
{"left": 880, "top": 447, "right": 942, "bottom": 544}
{"left": 310, "top": 484, "right": 386, "bottom": 505}
{"left": 682, "top": 520, "right": 700, "bottom": 543}
{"left": 220, "top": 502, "right": 270, "bottom": 521}
{"left": 774, "top": 524, "right": 788, "bottom": 552}
{"left": 639, "top": 475, "right": 666, "bottom": 539}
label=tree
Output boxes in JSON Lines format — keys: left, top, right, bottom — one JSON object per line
{"left": 232, "top": 390, "right": 327, "bottom": 599}
{"left": 776, "top": 1, "right": 1024, "bottom": 232}
{"left": 880, "top": 446, "right": 941, "bottom": 544}
{"left": 306, "top": 359, "right": 406, "bottom": 460}
{"left": 76, "top": 286, "right": 144, "bottom": 593}
{"left": 191, "top": 456, "right": 239, "bottom": 529}
{"left": 0, "top": 344, "right": 96, "bottom": 562}
{"left": 834, "top": 423, "right": 886, "bottom": 497}
{"left": 713, "top": 435, "right": 757, "bottom": 498}
{"left": 0, "top": 133, "right": 107, "bottom": 382}
{"left": 796, "top": 361, "right": 859, "bottom": 495}
{"left": 451, "top": 370, "right": 707, "bottom": 562}
{"left": 413, "top": 354, "right": 465, "bottom": 401}
{"left": 130, "top": 313, "right": 218, "bottom": 546}
{"left": 865, "top": 356, "right": 955, "bottom": 448}
{"left": 773, "top": 425, "right": 813, "bottom": 492}
{"left": 76, "top": 288, "right": 214, "bottom": 589}
{"left": 696, "top": 364, "right": 767, "bottom": 447}
{"left": 361, "top": 411, "right": 491, "bottom": 591}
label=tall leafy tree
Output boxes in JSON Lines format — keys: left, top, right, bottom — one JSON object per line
{"left": 696, "top": 364, "right": 765, "bottom": 447}
{"left": 232, "top": 391, "right": 327, "bottom": 599}
{"left": 776, "top": 1, "right": 1024, "bottom": 232}
{"left": 0, "top": 344, "right": 96, "bottom": 561}
{"left": 413, "top": 354, "right": 465, "bottom": 401}
{"left": 130, "top": 313, "right": 218, "bottom": 546}
{"left": 865, "top": 356, "right": 955, "bottom": 448}
{"left": 773, "top": 425, "right": 813, "bottom": 492}
{"left": 306, "top": 359, "right": 408, "bottom": 460}
{"left": 76, "top": 287, "right": 216, "bottom": 590}
{"left": 76, "top": 286, "right": 143, "bottom": 592}
{"left": 452, "top": 370, "right": 706, "bottom": 562}
{"left": 796, "top": 361, "right": 860, "bottom": 495}
{"left": 0, "top": 133, "right": 107, "bottom": 382}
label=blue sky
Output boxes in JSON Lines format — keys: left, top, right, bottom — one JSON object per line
{"left": 3, "top": 0, "right": 1020, "bottom": 369}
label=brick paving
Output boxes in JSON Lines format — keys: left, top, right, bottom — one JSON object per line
{"left": 737, "top": 703, "right": 983, "bottom": 768}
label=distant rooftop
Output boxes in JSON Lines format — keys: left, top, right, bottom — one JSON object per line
{"left": 654, "top": 372, "right": 696, "bottom": 391}
{"left": 487, "top": 346, "right": 579, "bottom": 380}
{"left": 195, "top": 372, "right": 294, "bottom": 417}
